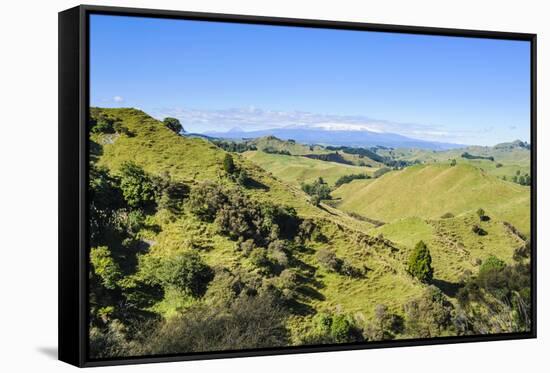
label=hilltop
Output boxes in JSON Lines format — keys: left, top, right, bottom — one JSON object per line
{"left": 332, "top": 163, "right": 530, "bottom": 234}
{"left": 242, "top": 150, "right": 376, "bottom": 187}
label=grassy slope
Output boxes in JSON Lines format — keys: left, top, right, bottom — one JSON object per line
{"left": 369, "top": 214, "right": 525, "bottom": 284}
{"left": 250, "top": 136, "right": 327, "bottom": 155}
{"left": 333, "top": 163, "right": 530, "bottom": 235}
{"left": 243, "top": 150, "right": 375, "bottom": 187}
{"left": 91, "top": 108, "right": 427, "bottom": 324}
{"left": 249, "top": 136, "right": 383, "bottom": 167}
{"left": 376, "top": 145, "right": 530, "bottom": 166}
{"left": 376, "top": 145, "right": 530, "bottom": 179}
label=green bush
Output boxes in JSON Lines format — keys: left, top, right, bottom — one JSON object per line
{"left": 163, "top": 117, "right": 183, "bottom": 134}
{"left": 89, "top": 165, "right": 125, "bottom": 244}
{"left": 187, "top": 182, "right": 227, "bottom": 222}
{"left": 407, "top": 241, "right": 433, "bottom": 283}
{"left": 90, "top": 246, "right": 122, "bottom": 290}
{"left": 113, "top": 121, "right": 134, "bottom": 137}
{"left": 334, "top": 173, "right": 370, "bottom": 187}
{"left": 249, "top": 248, "right": 270, "bottom": 269}
{"left": 135, "top": 294, "right": 289, "bottom": 354}
{"left": 118, "top": 162, "right": 156, "bottom": 209}
{"left": 302, "top": 177, "right": 331, "bottom": 200}
{"left": 472, "top": 224, "right": 488, "bottom": 236}
{"left": 404, "top": 286, "right": 452, "bottom": 338}
{"left": 313, "top": 313, "right": 362, "bottom": 343}
{"left": 317, "top": 249, "right": 342, "bottom": 272}
{"left": 159, "top": 252, "right": 213, "bottom": 297}
{"left": 90, "top": 114, "right": 115, "bottom": 134}
{"left": 456, "top": 257, "right": 531, "bottom": 334}
{"left": 223, "top": 153, "right": 236, "bottom": 174}
{"left": 125, "top": 210, "right": 146, "bottom": 235}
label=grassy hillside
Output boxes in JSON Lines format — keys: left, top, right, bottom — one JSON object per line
{"left": 376, "top": 143, "right": 530, "bottom": 166}
{"left": 91, "top": 109, "right": 422, "bottom": 316}
{"left": 89, "top": 108, "right": 531, "bottom": 357}
{"left": 333, "top": 163, "right": 530, "bottom": 234}
{"left": 243, "top": 136, "right": 384, "bottom": 167}
{"left": 242, "top": 150, "right": 375, "bottom": 187}
{"left": 250, "top": 136, "right": 327, "bottom": 155}
{"left": 369, "top": 214, "right": 525, "bottom": 284}
{"left": 88, "top": 108, "right": 436, "bottom": 355}
{"left": 375, "top": 143, "right": 530, "bottom": 180}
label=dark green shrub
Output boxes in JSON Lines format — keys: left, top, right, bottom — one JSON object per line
{"left": 187, "top": 182, "right": 227, "bottom": 222}
{"left": 249, "top": 248, "right": 270, "bottom": 270}
{"left": 404, "top": 286, "right": 452, "bottom": 338}
{"left": 302, "top": 177, "right": 331, "bottom": 200}
{"left": 158, "top": 181, "right": 189, "bottom": 213}
{"left": 113, "top": 121, "right": 134, "bottom": 137}
{"left": 123, "top": 210, "right": 145, "bottom": 235}
{"left": 90, "top": 115, "right": 115, "bottom": 134}
{"left": 119, "top": 162, "right": 156, "bottom": 209}
{"left": 472, "top": 224, "right": 488, "bottom": 236}
{"left": 135, "top": 294, "right": 289, "bottom": 354}
{"left": 159, "top": 252, "right": 213, "bottom": 297}
{"left": 317, "top": 249, "right": 342, "bottom": 272}
{"left": 313, "top": 313, "right": 362, "bottom": 343}
{"left": 340, "top": 259, "right": 363, "bottom": 278}
{"left": 90, "top": 246, "right": 122, "bottom": 290}
{"left": 407, "top": 241, "right": 433, "bottom": 283}
{"left": 223, "top": 153, "right": 236, "bottom": 174}
{"left": 334, "top": 173, "right": 370, "bottom": 187}
{"left": 163, "top": 117, "right": 183, "bottom": 134}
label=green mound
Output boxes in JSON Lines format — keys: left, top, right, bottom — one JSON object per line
{"left": 333, "top": 163, "right": 530, "bottom": 235}
{"left": 243, "top": 150, "right": 375, "bottom": 187}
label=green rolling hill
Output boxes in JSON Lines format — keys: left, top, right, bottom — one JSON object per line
{"left": 242, "top": 150, "right": 376, "bottom": 187}
{"left": 88, "top": 108, "right": 430, "bottom": 350}
{"left": 88, "top": 108, "right": 531, "bottom": 357}
{"left": 332, "top": 163, "right": 530, "bottom": 235}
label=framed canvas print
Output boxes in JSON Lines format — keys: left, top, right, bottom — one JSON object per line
{"left": 58, "top": 5, "right": 537, "bottom": 367}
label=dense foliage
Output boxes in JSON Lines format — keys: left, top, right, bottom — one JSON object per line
{"left": 87, "top": 108, "right": 531, "bottom": 358}
{"left": 213, "top": 140, "right": 257, "bottom": 153}
{"left": 334, "top": 173, "right": 371, "bottom": 187}
{"left": 461, "top": 152, "right": 495, "bottom": 161}
{"left": 407, "top": 241, "right": 433, "bottom": 283}
{"left": 301, "top": 177, "right": 331, "bottom": 205}
{"left": 163, "top": 117, "right": 183, "bottom": 134}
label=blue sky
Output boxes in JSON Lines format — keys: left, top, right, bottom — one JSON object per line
{"left": 90, "top": 14, "right": 531, "bottom": 146}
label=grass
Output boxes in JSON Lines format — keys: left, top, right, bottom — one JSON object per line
{"left": 248, "top": 136, "right": 384, "bottom": 167}
{"left": 369, "top": 212, "right": 525, "bottom": 284}
{"left": 91, "top": 108, "right": 432, "bottom": 325}
{"left": 332, "top": 163, "right": 530, "bottom": 235}
{"left": 91, "top": 107, "right": 531, "bottom": 336}
{"left": 243, "top": 150, "right": 376, "bottom": 187}
{"left": 376, "top": 144, "right": 530, "bottom": 166}
{"left": 250, "top": 136, "right": 327, "bottom": 155}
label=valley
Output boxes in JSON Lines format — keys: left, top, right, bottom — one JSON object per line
{"left": 88, "top": 108, "right": 532, "bottom": 358}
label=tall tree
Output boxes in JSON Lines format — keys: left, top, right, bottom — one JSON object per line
{"left": 407, "top": 241, "right": 433, "bottom": 283}
{"left": 223, "top": 153, "right": 236, "bottom": 174}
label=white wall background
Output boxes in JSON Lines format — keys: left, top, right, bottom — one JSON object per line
{"left": 0, "top": 0, "right": 547, "bottom": 370}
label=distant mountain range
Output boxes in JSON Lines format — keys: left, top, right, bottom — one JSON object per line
{"left": 203, "top": 126, "right": 465, "bottom": 150}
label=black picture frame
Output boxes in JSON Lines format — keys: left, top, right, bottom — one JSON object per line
{"left": 59, "top": 4, "right": 537, "bottom": 367}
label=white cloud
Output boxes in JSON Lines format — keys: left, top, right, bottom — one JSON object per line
{"left": 113, "top": 96, "right": 124, "bottom": 103}
{"left": 149, "top": 106, "right": 468, "bottom": 143}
